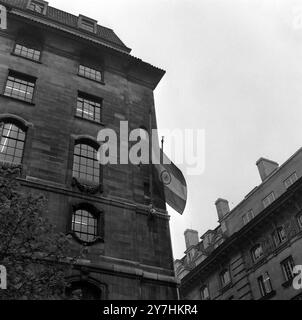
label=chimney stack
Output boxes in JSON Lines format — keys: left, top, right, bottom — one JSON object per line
{"left": 256, "top": 158, "right": 279, "bottom": 182}
{"left": 215, "top": 198, "right": 230, "bottom": 220}
{"left": 184, "top": 229, "right": 199, "bottom": 249}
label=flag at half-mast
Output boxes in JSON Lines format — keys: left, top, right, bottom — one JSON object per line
{"left": 153, "top": 150, "right": 187, "bottom": 215}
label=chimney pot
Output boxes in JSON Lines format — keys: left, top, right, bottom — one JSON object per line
{"left": 184, "top": 229, "right": 199, "bottom": 249}
{"left": 256, "top": 158, "right": 279, "bottom": 182}
{"left": 215, "top": 198, "right": 230, "bottom": 220}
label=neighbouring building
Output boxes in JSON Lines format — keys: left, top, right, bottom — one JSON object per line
{"left": 0, "top": 0, "right": 178, "bottom": 299}
{"left": 175, "top": 148, "right": 302, "bottom": 300}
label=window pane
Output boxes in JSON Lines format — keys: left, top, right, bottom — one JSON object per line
{"left": 14, "top": 44, "right": 41, "bottom": 61}
{"left": 72, "top": 209, "right": 97, "bottom": 243}
{"left": 78, "top": 65, "right": 103, "bottom": 83}
{"left": 0, "top": 123, "right": 26, "bottom": 164}
{"left": 4, "top": 73, "right": 35, "bottom": 103}
{"left": 73, "top": 144, "right": 100, "bottom": 183}
{"left": 76, "top": 94, "right": 102, "bottom": 123}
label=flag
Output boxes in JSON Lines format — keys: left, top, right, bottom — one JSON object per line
{"left": 154, "top": 150, "right": 187, "bottom": 215}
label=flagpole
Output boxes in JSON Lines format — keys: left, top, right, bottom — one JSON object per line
{"left": 149, "top": 111, "right": 153, "bottom": 206}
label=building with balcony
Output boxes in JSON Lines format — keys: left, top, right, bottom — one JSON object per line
{"left": 175, "top": 148, "right": 302, "bottom": 300}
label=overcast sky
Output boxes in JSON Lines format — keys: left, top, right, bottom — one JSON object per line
{"left": 53, "top": 0, "right": 302, "bottom": 260}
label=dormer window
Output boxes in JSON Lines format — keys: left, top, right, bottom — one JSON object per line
{"left": 27, "top": 0, "right": 48, "bottom": 15}
{"left": 78, "top": 15, "right": 97, "bottom": 34}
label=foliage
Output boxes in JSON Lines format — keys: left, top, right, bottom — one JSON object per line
{"left": 0, "top": 163, "right": 74, "bottom": 300}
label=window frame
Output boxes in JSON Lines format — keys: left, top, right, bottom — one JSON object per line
{"left": 72, "top": 140, "right": 101, "bottom": 185}
{"left": 13, "top": 43, "right": 42, "bottom": 63}
{"left": 3, "top": 70, "right": 36, "bottom": 104}
{"left": 70, "top": 203, "right": 104, "bottom": 246}
{"left": 27, "top": 0, "right": 48, "bottom": 15}
{"left": 251, "top": 244, "right": 264, "bottom": 262}
{"left": 243, "top": 209, "right": 255, "bottom": 225}
{"left": 220, "top": 268, "right": 231, "bottom": 288}
{"left": 0, "top": 121, "right": 26, "bottom": 165}
{"left": 258, "top": 272, "right": 273, "bottom": 297}
{"left": 76, "top": 92, "right": 103, "bottom": 124}
{"left": 272, "top": 225, "right": 287, "bottom": 247}
{"left": 262, "top": 192, "right": 275, "bottom": 209}
{"left": 297, "top": 213, "right": 302, "bottom": 229}
{"left": 78, "top": 15, "right": 97, "bottom": 34}
{"left": 281, "top": 256, "right": 295, "bottom": 282}
{"left": 200, "top": 285, "right": 210, "bottom": 300}
{"left": 78, "top": 64, "right": 104, "bottom": 83}
{"left": 284, "top": 172, "right": 298, "bottom": 189}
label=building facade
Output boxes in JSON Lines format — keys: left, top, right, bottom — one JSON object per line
{"left": 0, "top": 0, "right": 178, "bottom": 299}
{"left": 175, "top": 148, "right": 302, "bottom": 300}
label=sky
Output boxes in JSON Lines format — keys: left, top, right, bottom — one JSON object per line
{"left": 52, "top": 0, "right": 302, "bottom": 260}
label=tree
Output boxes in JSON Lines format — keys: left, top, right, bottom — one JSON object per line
{"left": 0, "top": 163, "right": 74, "bottom": 300}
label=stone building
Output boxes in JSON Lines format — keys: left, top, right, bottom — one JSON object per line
{"left": 175, "top": 148, "right": 302, "bottom": 300}
{"left": 0, "top": 0, "right": 177, "bottom": 299}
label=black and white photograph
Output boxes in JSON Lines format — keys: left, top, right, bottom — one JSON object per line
{"left": 0, "top": 0, "right": 301, "bottom": 315}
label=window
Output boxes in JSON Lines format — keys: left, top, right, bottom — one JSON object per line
{"left": 66, "top": 281, "right": 102, "bottom": 300}
{"left": 220, "top": 269, "right": 231, "bottom": 287}
{"left": 272, "top": 226, "right": 287, "bottom": 247}
{"left": 251, "top": 244, "right": 264, "bottom": 262}
{"left": 284, "top": 172, "right": 298, "bottom": 189}
{"left": 28, "top": 0, "right": 46, "bottom": 14}
{"left": 14, "top": 43, "right": 41, "bottom": 62}
{"left": 298, "top": 213, "right": 302, "bottom": 229}
{"left": 4, "top": 71, "right": 36, "bottom": 103}
{"left": 0, "top": 123, "right": 25, "bottom": 164}
{"left": 200, "top": 285, "right": 210, "bottom": 300}
{"left": 258, "top": 272, "right": 273, "bottom": 297}
{"left": 76, "top": 94, "right": 102, "bottom": 123}
{"left": 262, "top": 192, "right": 275, "bottom": 208}
{"left": 73, "top": 144, "right": 100, "bottom": 184}
{"left": 72, "top": 209, "right": 97, "bottom": 243}
{"left": 80, "top": 19, "right": 95, "bottom": 33}
{"left": 243, "top": 209, "right": 254, "bottom": 225}
{"left": 79, "top": 65, "right": 103, "bottom": 83}
{"left": 281, "top": 256, "right": 295, "bottom": 282}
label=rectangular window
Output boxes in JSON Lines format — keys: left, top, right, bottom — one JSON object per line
{"left": 281, "top": 256, "right": 295, "bottom": 282}
{"left": 4, "top": 71, "right": 36, "bottom": 103}
{"left": 284, "top": 172, "right": 298, "bottom": 189}
{"left": 298, "top": 214, "right": 302, "bottom": 229}
{"left": 28, "top": 0, "right": 45, "bottom": 14}
{"left": 243, "top": 209, "right": 255, "bottom": 225}
{"left": 262, "top": 192, "right": 275, "bottom": 208}
{"left": 272, "top": 226, "right": 287, "bottom": 247}
{"left": 220, "top": 269, "right": 231, "bottom": 287}
{"left": 200, "top": 285, "right": 210, "bottom": 300}
{"left": 79, "top": 65, "right": 103, "bottom": 83}
{"left": 258, "top": 272, "right": 273, "bottom": 297}
{"left": 14, "top": 44, "right": 41, "bottom": 61}
{"left": 81, "top": 19, "right": 95, "bottom": 33}
{"left": 76, "top": 93, "right": 102, "bottom": 123}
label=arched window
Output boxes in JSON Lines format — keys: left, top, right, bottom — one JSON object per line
{"left": 72, "top": 209, "right": 97, "bottom": 243}
{"left": 73, "top": 143, "right": 100, "bottom": 184}
{"left": 251, "top": 244, "right": 263, "bottom": 262}
{"left": 0, "top": 122, "right": 26, "bottom": 164}
{"left": 220, "top": 269, "right": 231, "bottom": 287}
{"left": 66, "top": 281, "right": 102, "bottom": 300}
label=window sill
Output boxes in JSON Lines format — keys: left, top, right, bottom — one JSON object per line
{"left": 0, "top": 94, "right": 35, "bottom": 106}
{"left": 72, "top": 177, "right": 103, "bottom": 195}
{"left": 258, "top": 290, "right": 276, "bottom": 300}
{"left": 68, "top": 232, "right": 104, "bottom": 246}
{"left": 77, "top": 74, "right": 105, "bottom": 86}
{"left": 282, "top": 278, "right": 293, "bottom": 288}
{"left": 74, "top": 115, "right": 105, "bottom": 127}
{"left": 220, "top": 282, "right": 232, "bottom": 294}
{"left": 11, "top": 53, "right": 42, "bottom": 64}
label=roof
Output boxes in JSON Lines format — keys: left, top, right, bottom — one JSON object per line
{"left": 0, "top": 0, "right": 131, "bottom": 53}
